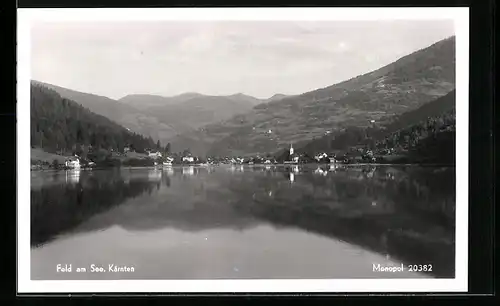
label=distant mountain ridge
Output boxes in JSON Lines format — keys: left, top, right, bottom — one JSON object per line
{"left": 118, "top": 92, "right": 289, "bottom": 109}
{"left": 119, "top": 92, "right": 205, "bottom": 108}
{"left": 265, "top": 94, "right": 289, "bottom": 103}
{"left": 32, "top": 82, "right": 278, "bottom": 144}
{"left": 119, "top": 92, "right": 268, "bottom": 136}
{"left": 167, "top": 36, "right": 456, "bottom": 157}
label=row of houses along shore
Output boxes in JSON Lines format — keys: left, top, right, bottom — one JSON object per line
{"left": 32, "top": 143, "right": 390, "bottom": 170}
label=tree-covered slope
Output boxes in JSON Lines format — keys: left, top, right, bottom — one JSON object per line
{"left": 285, "top": 90, "right": 456, "bottom": 164}
{"left": 30, "top": 82, "right": 157, "bottom": 156}
{"left": 32, "top": 81, "right": 178, "bottom": 143}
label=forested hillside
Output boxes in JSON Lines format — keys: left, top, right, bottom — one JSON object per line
{"left": 375, "top": 108, "right": 455, "bottom": 164}
{"left": 33, "top": 81, "right": 178, "bottom": 143}
{"left": 284, "top": 90, "right": 456, "bottom": 164}
{"left": 30, "top": 83, "right": 157, "bottom": 160}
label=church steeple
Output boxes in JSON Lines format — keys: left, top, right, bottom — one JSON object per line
{"left": 289, "top": 143, "right": 294, "bottom": 156}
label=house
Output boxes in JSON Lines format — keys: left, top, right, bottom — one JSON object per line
{"left": 315, "top": 152, "right": 328, "bottom": 161}
{"left": 65, "top": 156, "right": 81, "bottom": 169}
{"left": 148, "top": 151, "right": 162, "bottom": 159}
{"left": 124, "top": 147, "right": 130, "bottom": 153}
{"left": 182, "top": 156, "right": 195, "bottom": 163}
{"left": 163, "top": 156, "right": 174, "bottom": 166}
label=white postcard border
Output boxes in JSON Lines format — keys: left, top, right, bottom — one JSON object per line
{"left": 17, "top": 7, "right": 469, "bottom": 293}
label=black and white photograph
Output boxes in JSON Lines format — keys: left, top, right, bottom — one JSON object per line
{"left": 17, "top": 7, "right": 469, "bottom": 292}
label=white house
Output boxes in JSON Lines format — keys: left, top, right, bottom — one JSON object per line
{"left": 182, "top": 156, "right": 195, "bottom": 163}
{"left": 230, "top": 157, "right": 244, "bottom": 164}
{"left": 315, "top": 152, "right": 328, "bottom": 161}
{"left": 65, "top": 156, "right": 81, "bottom": 169}
{"left": 163, "top": 156, "right": 174, "bottom": 166}
{"left": 148, "top": 151, "right": 162, "bottom": 158}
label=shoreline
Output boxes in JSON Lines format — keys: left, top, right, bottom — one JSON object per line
{"left": 30, "top": 162, "right": 456, "bottom": 172}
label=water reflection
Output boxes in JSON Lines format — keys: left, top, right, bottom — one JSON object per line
{"left": 182, "top": 166, "right": 195, "bottom": 176}
{"left": 163, "top": 166, "right": 174, "bottom": 175}
{"left": 31, "top": 165, "right": 455, "bottom": 279}
{"left": 65, "top": 169, "right": 80, "bottom": 184}
{"left": 31, "top": 170, "right": 158, "bottom": 247}
{"left": 148, "top": 169, "right": 162, "bottom": 181}
{"left": 314, "top": 167, "right": 328, "bottom": 176}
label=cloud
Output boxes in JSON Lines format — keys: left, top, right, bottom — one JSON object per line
{"left": 31, "top": 20, "right": 455, "bottom": 99}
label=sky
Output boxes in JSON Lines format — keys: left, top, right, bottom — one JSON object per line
{"left": 31, "top": 20, "right": 455, "bottom": 100}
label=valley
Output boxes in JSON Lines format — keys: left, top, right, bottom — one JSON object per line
{"left": 31, "top": 36, "right": 456, "bottom": 166}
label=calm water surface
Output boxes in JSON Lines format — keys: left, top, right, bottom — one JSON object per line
{"left": 30, "top": 164, "right": 455, "bottom": 279}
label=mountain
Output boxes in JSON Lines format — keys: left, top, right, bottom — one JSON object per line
{"left": 118, "top": 92, "right": 264, "bottom": 137}
{"left": 264, "top": 93, "right": 290, "bottom": 103}
{"left": 120, "top": 92, "right": 263, "bottom": 109}
{"left": 225, "top": 93, "right": 263, "bottom": 106}
{"left": 30, "top": 82, "right": 157, "bottom": 159}
{"left": 32, "top": 81, "right": 178, "bottom": 143}
{"left": 119, "top": 92, "right": 204, "bottom": 108}
{"left": 33, "top": 83, "right": 262, "bottom": 144}
{"left": 168, "top": 36, "right": 456, "bottom": 157}
{"left": 286, "top": 90, "right": 456, "bottom": 163}
{"left": 142, "top": 95, "right": 257, "bottom": 134}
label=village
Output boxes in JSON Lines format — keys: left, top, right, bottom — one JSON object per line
{"left": 31, "top": 142, "right": 402, "bottom": 171}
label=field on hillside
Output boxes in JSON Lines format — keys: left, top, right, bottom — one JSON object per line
{"left": 31, "top": 148, "right": 69, "bottom": 163}
{"left": 31, "top": 148, "right": 150, "bottom": 164}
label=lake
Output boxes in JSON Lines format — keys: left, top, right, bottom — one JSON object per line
{"left": 30, "top": 164, "right": 455, "bottom": 280}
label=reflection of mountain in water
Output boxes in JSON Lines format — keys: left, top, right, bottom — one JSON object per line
{"left": 227, "top": 166, "right": 455, "bottom": 277}
{"left": 31, "top": 166, "right": 455, "bottom": 277}
{"left": 31, "top": 170, "right": 159, "bottom": 247}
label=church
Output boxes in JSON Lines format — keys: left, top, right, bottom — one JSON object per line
{"left": 285, "top": 144, "right": 300, "bottom": 164}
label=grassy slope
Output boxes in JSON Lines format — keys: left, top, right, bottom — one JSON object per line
{"left": 31, "top": 148, "right": 150, "bottom": 165}
{"left": 31, "top": 148, "right": 69, "bottom": 164}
